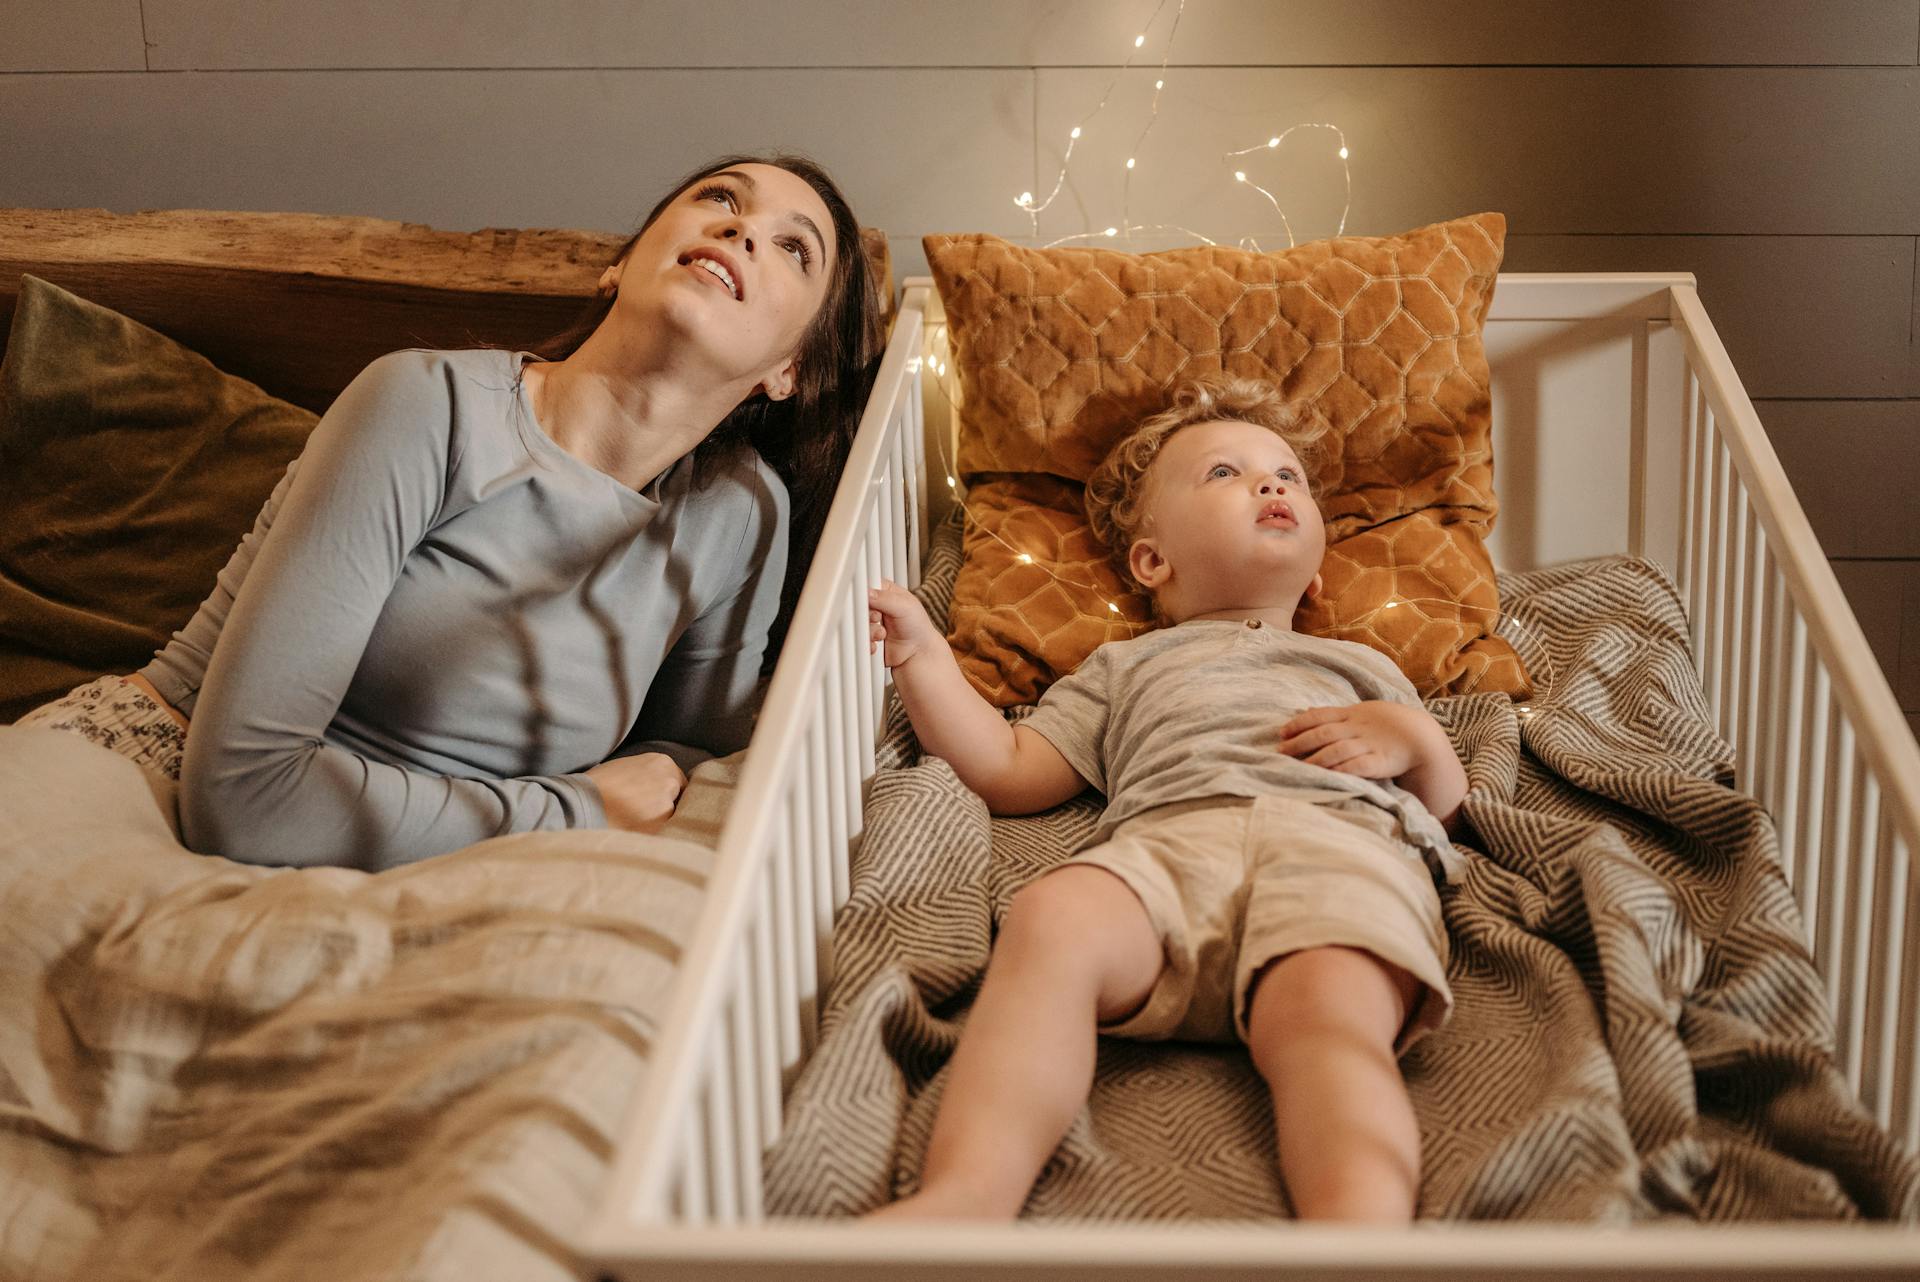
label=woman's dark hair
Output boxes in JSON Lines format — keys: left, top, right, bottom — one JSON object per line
{"left": 534, "top": 152, "right": 884, "bottom": 659}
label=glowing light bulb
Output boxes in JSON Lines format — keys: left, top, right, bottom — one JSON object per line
{"left": 1103, "top": 226, "right": 1118, "bottom": 237}
{"left": 1125, "top": 157, "right": 1136, "bottom": 169}
{"left": 1338, "top": 146, "right": 1349, "bottom": 159}
{"left": 1268, "top": 136, "right": 1280, "bottom": 148}
{"left": 1070, "top": 126, "right": 1082, "bottom": 139}
{"left": 1016, "top": 553, "right": 1034, "bottom": 565}
{"left": 1234, "top": 171, "right": 1247, "bottom": 182}
{"left": 1134, "top": 34, "right": 1145, "bottom": 47}
{"left": 1155, "top": 79, "right": 1164, "bottom": 89}
{"left": 1017, "top": 191, "right": 1033, "bottom": 206}
{"left": 946, "top": 474, "right": 958, "bottom": 487}
{"left": 1107, "top": 602, "right": 1120, "bottom": 613}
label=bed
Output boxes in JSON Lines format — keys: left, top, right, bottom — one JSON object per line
{"left": 582, "top": 227, "right": 1920, "bottom": 1276}
{"left": 0, "top": 206, "right": 891, "bottom": 1282}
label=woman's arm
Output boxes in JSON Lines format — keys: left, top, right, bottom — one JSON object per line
{"left": 180, "top": 352, "right": 602, "bottom": 871}
{"left": 868, "top": 581, "right": 1086, "bottom": 815}
{"left": 622, "top": 456, "right": 789, "bottom": 765}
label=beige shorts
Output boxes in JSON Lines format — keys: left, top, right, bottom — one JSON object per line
{"left": 1070, "top": 795, "right": 1453, "bottom": 1052}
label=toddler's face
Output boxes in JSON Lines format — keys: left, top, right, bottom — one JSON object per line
{"left": 1132, "top": 419, "right": 1327, "bottom": 614}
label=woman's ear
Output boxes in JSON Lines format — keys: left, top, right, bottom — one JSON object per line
{"left": 758, "top": 355, "right": 799, "bottom": 402}
{"left": 597, "top": 263, "right": 622, "bottom": 296}
{"left": 1304, "top": 572, "right": 1324, "bottom": 602}
{"left": 1128, "top": 538, "right": 1171, "bottom": 591}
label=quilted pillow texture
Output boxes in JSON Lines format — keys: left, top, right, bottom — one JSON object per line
{"left": 0, "top": 274, "right": 317, "bottom": 721}
{"left": 925, "top": 213, "right": 1530, "bottom": 706}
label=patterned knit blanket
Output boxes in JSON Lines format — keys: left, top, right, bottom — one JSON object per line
{"left": 765, "top": 523, "right": 1920, "bottom": 1221}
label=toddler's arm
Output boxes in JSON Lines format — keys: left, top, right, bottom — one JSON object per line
{"left": 867, "top": 581, "right": 1087, "bottom": 815}
{"left": 1277, "top": 702, "right": 1467, "bottom": 837}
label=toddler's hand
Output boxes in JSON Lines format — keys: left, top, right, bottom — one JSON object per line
{"left": 868, "top": 580, "right": 942, "bottom": 668}
{"left": 1277, "top": 701, "right": 1427, "bottom": 780}
{"left": 586, "top": 752, "right": 687, "bottom": 834}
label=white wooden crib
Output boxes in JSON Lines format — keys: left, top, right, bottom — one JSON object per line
{"left": 584, "top": 273, "right": 1920, "bottom": 1279}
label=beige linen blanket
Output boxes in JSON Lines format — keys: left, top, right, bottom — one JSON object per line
{"left": 0, "top": 730, "right": 736, "bottom": 1282}
{"left": 765, "top": 528, "right": 1920, "bottom": 1222}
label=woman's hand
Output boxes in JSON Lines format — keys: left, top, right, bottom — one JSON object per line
{"left": 586, "top": 752, "right": 688, "bottom": 833}
{"left": 868, "top": 580, "right": 944, "bottom": 669}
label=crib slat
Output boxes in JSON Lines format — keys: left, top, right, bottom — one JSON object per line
{"left": 788, "top": 772, "right": 819, "bottom": 1057}
{"left": 825, "top": 621, "right": 855, "bottom": 878}
{"left": 769, "top": 805, "right": 800, "bottom": 1070}
{"left": 1688, "top": 382, "right": 1713, "bottom": 670}
{"left": 1704, "top": 432, "right": 1731, "bottom": 729}
{"left": 1755, "top": 552, "right": 1789, "bottom": 826}
{"left": 1718, "top": 472, "right": 1747, "bottom": 752}
{"left": 1866, "top": 808, "right": 1907, "bottom": 1128}
{"left": 727, "top": 950, "right": 765, "bottom": 1223}
{"left": 1896, "top": 829, "right": 1920, "bottom": 1150}
{"left": 681, "top": 1103, "right": 709, "bottom": 1224}
{"left": 705, "top": 1020, "right": 739, "bottom": 1223}
{"left": 862, "top": 533, "right": 885, "bottom": 765}
{"left": 838, "top": 603, "right": 865, "bottom": 852}
{"left": 1799, "top": 660, "right": 1834, "bottom": 990}
{"left": 1776, "top": 615, "right": 1809, "bottom": 901}
{"left": 807, "top": 743, "right": 836, "bottom": 979}
{"left": 809, "top": 702, "right": 844, "bottom": 912}
{"left": 1735, "top": 504, "right": 1765, "bottom": 787}
{"left": 902, "top": 370, "right": 925, "bottom": 587}
{"left": 904, "top": 383, "right": 925, "bottom": 584}
{"left": 784, "top": 811, "right": 819, "bottom": 1057}
{"left": 750, "top": 876, "right": 782, "bottom": 1145}
{"left": 1850, "top": 771, "right": 1881, "bottom": 1113}
{"left": 1682, "top": 371, "right": 1706, "bottom": 647}
{"left": 1827, "top": 717, "right": 1858, "bottom": 1090}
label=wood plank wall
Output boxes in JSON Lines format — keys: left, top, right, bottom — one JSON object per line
{"left": 3, "top": 0, "right": 1916, "bottom": 732}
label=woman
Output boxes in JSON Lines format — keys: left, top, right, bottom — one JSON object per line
{"left": 18, "top": 153, "right": 879, "bottom": 870}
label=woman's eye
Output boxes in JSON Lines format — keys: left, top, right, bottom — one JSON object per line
{"left": 694, "top": 183, "right": 736, "bottom": 208}
{"left": 1208, "top": 464, "right": 1233, "bottom": 479}
{"left": 782, "top": 237, "right": 812, "bottom": 270}
{"left": 1278, "top": 468, "right": 1300, "bottom": 482}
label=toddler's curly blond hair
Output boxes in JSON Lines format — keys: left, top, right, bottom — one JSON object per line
{"left": 1085, "top": 375, "right": 1330, "bottom": 589}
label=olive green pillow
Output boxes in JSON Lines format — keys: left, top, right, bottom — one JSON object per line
{"left": 0, "top": 274, "right": 318, "bottom": 722}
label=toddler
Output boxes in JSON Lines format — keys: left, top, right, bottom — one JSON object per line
{"left": 865, "top": 374, "right": 1467, "bottom": 1223}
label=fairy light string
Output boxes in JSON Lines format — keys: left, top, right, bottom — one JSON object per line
{"left": 1016, "top": 0, "right": 1354, "bottom": 252}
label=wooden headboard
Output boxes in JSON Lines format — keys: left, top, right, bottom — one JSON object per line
{"left": 0, "top": 208, "right": 894, "bottom": 414}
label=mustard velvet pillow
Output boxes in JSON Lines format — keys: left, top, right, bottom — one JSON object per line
{"left": 0, "top": 275, "right": 318, "bottom": 721}
{"left": 925, "top": 213, "right": 1530, "bottom": 707}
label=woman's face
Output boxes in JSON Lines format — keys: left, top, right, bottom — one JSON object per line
{"left": 602, "top": 161, "right": 839, "bottom": 400}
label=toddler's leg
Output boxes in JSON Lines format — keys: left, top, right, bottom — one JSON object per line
{"left": 870, "top": 865, "right": 1163, "bottom": 1220}
{"left": 1244, "top": 946, "right": 1422, "bottom": 1222}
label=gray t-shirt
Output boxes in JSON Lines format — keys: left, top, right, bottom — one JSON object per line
{"left": 142, "top": 348, "right": 787, "bottom": 870}
{"left": 1020, "top": 620, "right": 1463, "bottom": 883}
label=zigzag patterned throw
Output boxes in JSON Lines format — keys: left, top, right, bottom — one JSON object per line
{"left": 764, "top": 520, "right": 1920, "bottom": 1221}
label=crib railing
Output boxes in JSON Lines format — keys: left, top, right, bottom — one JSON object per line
{"left": 586, "top": 276, "right": 1920, "bottom": 1272}
{"left": 1667, "top": 285, "right": 1920, "bottom": 1150}
{"left": 588, "top": 285, "right": 930, "bottom": 1230}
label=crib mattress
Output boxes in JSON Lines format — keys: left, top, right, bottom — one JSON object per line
{"left": 762, "top": 521, "right": 1920, "bottom": 1223}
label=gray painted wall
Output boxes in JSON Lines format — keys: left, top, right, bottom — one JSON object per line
{"left": 3, "top": 0, "right": 1915, "bottom": 729}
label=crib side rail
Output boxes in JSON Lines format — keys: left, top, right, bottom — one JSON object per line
{"left": 583, "top": 287, "right": 930, "bottom": 1241}
{"left": 1668, "top": 284, "right": 1920, "bottom": 1150}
